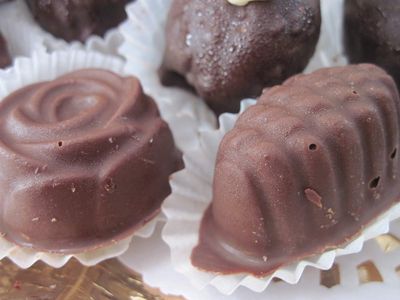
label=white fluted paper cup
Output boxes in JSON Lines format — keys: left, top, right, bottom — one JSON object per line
{"left": 305, "top": 0, "right": 347, "bottom": 72}
{"left": 41, "top": 24, "right": 126, "bottom": 58}
{"left": 119, "top": 0, "right": 217, "bottom": 151}
{"left": 0, "top": 49, "right": 180, "bottom": 268}
{"left": 162, "top": 99, "right": 400, "bottom": 295}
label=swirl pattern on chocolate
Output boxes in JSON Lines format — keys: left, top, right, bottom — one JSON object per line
{"left": 192, "top": 64, "right": 400, "bottom": 276}
{"left": 0, "top": 69, "right": 183, "bottom": 252}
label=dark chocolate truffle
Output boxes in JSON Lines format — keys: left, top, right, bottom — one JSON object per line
{"left": 0, "top": 32, "right": 11, "bottom": 69}
{"left": 26, "top": 0, "right": 134, "bottom": 42}
{"left": 192, "top": 64, "right": 400, "bottom": 276}
{"left": 161, "top": 0, "right": 321, "bottom": 114}
{"left": 0, "top": 69, "right": 183, "bottom": 252}
{"left": 344, "top": 0, "right": 400, "bottom": 86}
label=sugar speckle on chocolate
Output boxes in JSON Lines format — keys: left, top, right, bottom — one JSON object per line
{"left": 161, "top": 0, "right": 321, "bottom": 114}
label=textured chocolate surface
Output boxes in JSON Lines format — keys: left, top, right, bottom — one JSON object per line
{"left": 192, "top": 64, "right": 400, "bottom": 276}
{"left": 161, "top": 0, "right": 321, "bottom": 114}
{"left": 0, "top": 32, "right": 11, "bottom": 69}
{"left": 0, "top": 69, "right": 183, "bottom": 252}
{"left": 26, "top": 0, "right": 134, "bottom": 42}
{"left": 344, "top": 0, "right": 400, "bottom": 86}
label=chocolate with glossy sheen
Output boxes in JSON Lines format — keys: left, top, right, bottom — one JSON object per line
{"left": 26, "top": 0, "right": 134, "bottom": 42}
{"left": 0, "top": 32, "right": 11, "bottom": 69}
{"left": 0, "top": 69, "right": 183, "bottom": 252}
{"left": 160, "top": 0, "right": 321, "bottom": 114}
{"left": 344, "top": 0, "right": 400, "bottom": 86}
{"left": 192, "top": 64, "right": 400, "bottom": 276}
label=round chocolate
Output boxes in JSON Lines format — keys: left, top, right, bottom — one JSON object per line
{"left": 0, "top": 69, "right": 183, "bottom": 252}
{"left": 160, "top": 0, "right": 321, "bottom": 114}
{"left": 344, "top": 0, "right": 400, "bottom": 86}
{"left": 0, "top": 32, "right": 11, "bottom": 69}
{"left": 192, "top": 64, "right": 400, "bottom": 276}
{"left": 26, "top": 0, "right": 134, "bottom": 42}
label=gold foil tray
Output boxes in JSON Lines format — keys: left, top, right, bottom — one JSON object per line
{"left": 0, "top": 258, "right": 182, "bottom": 300}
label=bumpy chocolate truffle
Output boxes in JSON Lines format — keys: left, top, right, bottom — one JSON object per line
{"left": 161, "top": 0, "right": 321, "bottom": 114}
{"left": 192, "top": 64, "right": 400, "bottom": 276}
{"left": 0, "top": 32, "right": 11, "bottom": 69}
{"left": 0, "top": 69, "right": 183, "bottom": 252}
{"left": 26, "top": 0, "right": 134, "bottom": 42}
{"left": 344, "top": 0, "right": 400, "bottom": 86}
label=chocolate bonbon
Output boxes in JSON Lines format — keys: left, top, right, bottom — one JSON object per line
{"left": 0, "top": 69, "right": 183, "bottom": 252}
{"left": 26, "top": 0, "right": 134, "bottom": 42}
{"left": 161, "top": 0, "right": 321, "bottom": 114}
{"left": 192, "top": 64, "right": 400, "bottom": 275}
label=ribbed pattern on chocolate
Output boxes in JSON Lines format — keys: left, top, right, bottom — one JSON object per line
{"left": 192, "top": 64, "right": 400, "bottom": 275}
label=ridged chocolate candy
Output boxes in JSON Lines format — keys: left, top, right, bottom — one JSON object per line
{"left": 344, "top": 0, "right": 400, "bottom": 86}
{"left": 26, "top": 0, "right": 134, "bottom": 42}
{"left": 192, "top": 64, "right": 400, "bottom": 276}
{"left": 0, "top": 69, "right": 183, "bottom": 252}
{"left": 161, "top": 0, "right": 321, "bottom": 114}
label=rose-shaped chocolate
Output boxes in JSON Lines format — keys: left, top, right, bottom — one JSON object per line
{"left": 0, "top": 32, "right": 11, "bottom": 69}
{"left": 0, "top": 69, "right": 183, "bottom": 252}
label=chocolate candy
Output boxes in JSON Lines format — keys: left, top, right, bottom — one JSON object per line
{"left": 26, "top": 0, "right": 134, "bottom": 42}
{"left": 0, "top": 32, "right": 11, "bottom": 68}
{"left": 0, "top": 69, "right": 183, "bottom": 252}
{"left": 161, "top": 0, "right": 321, "bottom": 114}
{"left": 344, "top": 0, "right": 400, "bottom": 86}
{"left": 192, "top": 64, "right": 400, "bottom": 275}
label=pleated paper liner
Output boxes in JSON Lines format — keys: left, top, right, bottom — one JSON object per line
{"left": 0, "top": 49, "right": 191, "bottom": 268}
{"left": 119, "top": 0, "right": 217, "bottom": 152}
{"left": 119, "top": 220, "right": 399, "bottom": 300}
